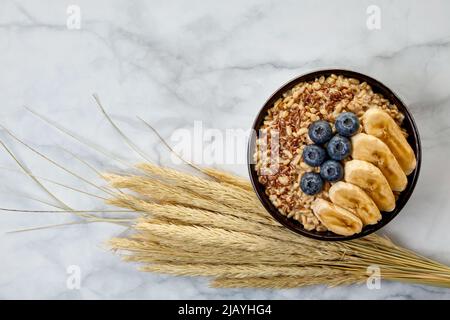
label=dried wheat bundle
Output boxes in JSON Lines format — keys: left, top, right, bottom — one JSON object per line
{"left": 1, "top": 98, "right": 449, "bottom": 289}
{"left": 106, "top": 164, "right": 450, "bottom": 289}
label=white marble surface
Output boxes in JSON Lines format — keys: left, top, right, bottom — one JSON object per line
{"left": 0, "top": 0, "right": 450, "bottom": 299}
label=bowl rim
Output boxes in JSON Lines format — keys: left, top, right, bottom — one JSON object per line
{"left": 247, "top": 69, "right": 422, "bottom": 241}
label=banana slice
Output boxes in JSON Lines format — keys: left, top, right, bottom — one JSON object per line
{"left": 362, "top": 108, "right": 417, "bottom": 175}
{"left": 344, "top": 160, "right": 396, "bottom": 212}
{"left": 351, "top": 133, "right": 407, "bottom": 192}
{"left": 329, "top": 181, "right": 381, "bottom": 225}
{"left": 311, "top": 199, "right": 363, "bottom": 236}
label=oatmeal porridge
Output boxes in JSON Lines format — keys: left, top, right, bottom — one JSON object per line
{"left": 253, "top": 74, "right": 408, "bottom": 232}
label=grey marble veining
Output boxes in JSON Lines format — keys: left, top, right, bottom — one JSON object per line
{"left": 0, "top": 0, "right": 450, "bottom": 299}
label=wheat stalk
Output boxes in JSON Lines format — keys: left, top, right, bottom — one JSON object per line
{"left": 211, "top": 276, "right": 363, "bottom": 289}
{"left": 104, "top": 173, "right": 277, "bottom": 226}
{"left": 137, "top": 163, "right": 267, "bottom": 217}
{"left": 140, "top": 263, "right": 351, "bottom": 279}
{"left": 201, "top": 167, "right": 254, "bottom": 192}
{"left": 111, "top": 237, "right": 339, "bottom": 266}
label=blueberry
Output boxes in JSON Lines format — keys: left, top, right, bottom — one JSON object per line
{"left": 308, "top": 120, "right": 333, "bottom": 144}
{"left": 300, "top": 172, "right": 324, "bottom": 195}
{"left": 327, "top": 135, "right": 351, "bottom": 160}
{"left": 320, "top": 160, "right": 344, "bottom": 182}
{"left": 303, "top": 145, "right": 327, "bottom": 167}
{"left": 335, "top": 112, "right": 360, "bottom": 137}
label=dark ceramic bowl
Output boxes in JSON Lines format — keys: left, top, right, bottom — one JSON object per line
{"left": 248, "top": 69, "right": 422, "bottom": 241}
